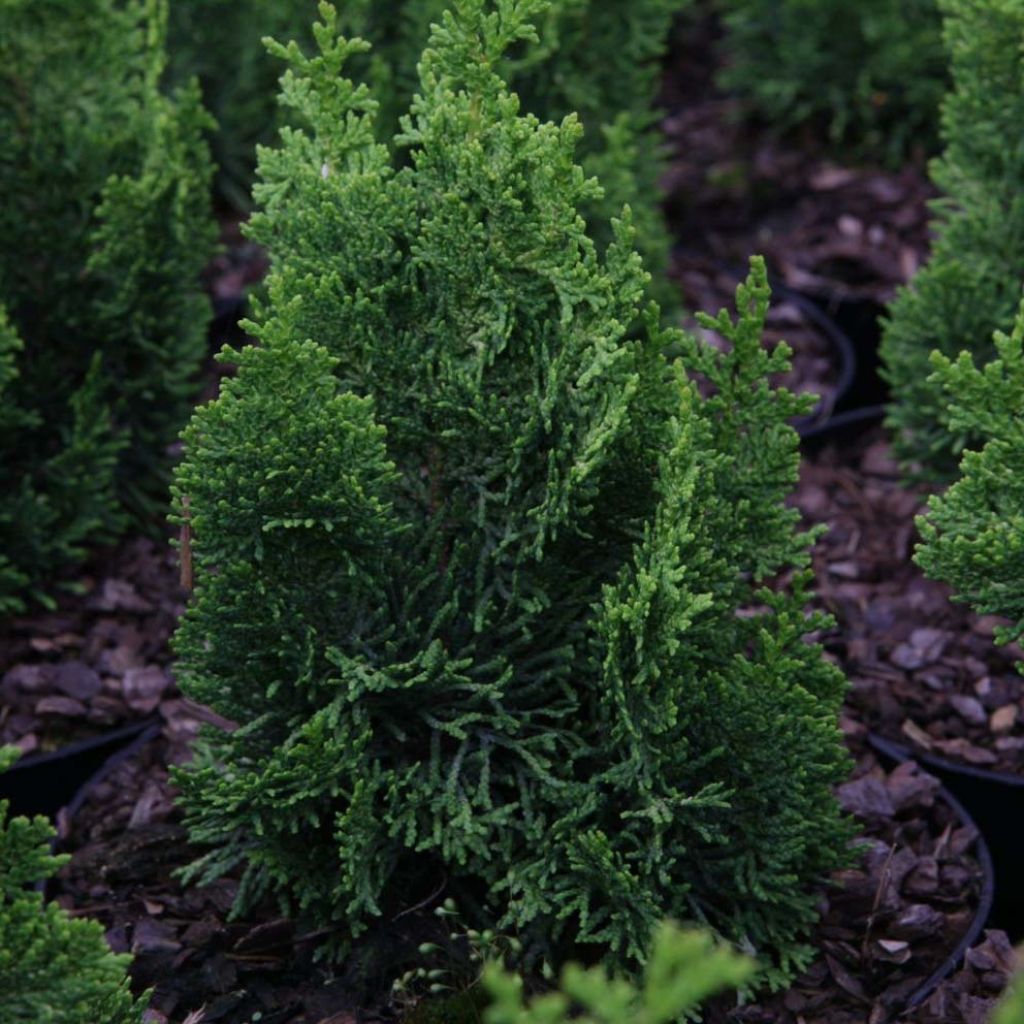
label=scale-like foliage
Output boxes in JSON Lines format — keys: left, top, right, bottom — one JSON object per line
{"left": 716, "top": 0, "right": 947, "bottom": 164}
{"left": 483, "top": 921, "right": 754, "bottom": 1024}
{"left": 336, "top": 0, "right": 684, "bottom": 310}
{"left": 880, "top": 0, "right": 1024, "bottom": 479}
{"left": 916, "top": 299, "right": 1024, "bottom": 649}
{"left": 170, "top": 0, "right": 682, "bottom": 311}
{"left": 0, "top": 747, "right": 147, "bottom": 1023}
{"left": 172, "top": 0, "right": 851, "bottom": 986}
{"left": 0, "top": 0, "right": 216, "bottom": 609}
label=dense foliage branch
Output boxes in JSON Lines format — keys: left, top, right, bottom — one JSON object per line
{"left": 916, "top": 299, "right": 1024, "bottom": 649}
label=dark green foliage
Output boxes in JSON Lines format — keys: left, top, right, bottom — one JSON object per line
{"left": 880, "top": 0, "right": 1024, "bottom": 478}
{"left": 169, "top": 0, "right": 682, "bottom": 312}
{"left": 171, "top": 0, "right": 851, "bottom": 986}
{"left": 0, "top": 746, "right": 147, "bottom": 1022}
{"left": 482, "top": 921, "right": 754, "bottom": 1024}
{"left": 0, "top": 309, "right": 122, "bottom": 615}
{"left": 915, "top": 299, "right": 1024, "bottom": 649}
{"left": 0, "top": 0, "right": 216, "bottom": 609}
{"left": 716, "top": 0, "right": 947, "bottom": 163}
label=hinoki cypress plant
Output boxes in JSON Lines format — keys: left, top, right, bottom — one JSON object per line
{"left": 0, "top": 747, "right": 146, "bottom": 1023}
{"left": 171, "top": 0, "right": 851, "bottom": 986}
{"left": 880, "top": 0, "right": 1024, "bottom": 479}
{"left": 0, "top": 0, "right": 216, "bottom": 610}
{"left": 916, "top": 299, "right": 1024, "bottom": 650}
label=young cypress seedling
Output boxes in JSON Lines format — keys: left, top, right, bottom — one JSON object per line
{"left": 0, "top": 747, "right": 147, "bottom": 1023}
{"left": 0, "top": 0, "right": 216, "bottom": 609}
{"left": 880, "top": 0, "right": 1024, "bottom": 479}
{"left": 915, "top": 298, "right": 1024, "bottom": 649}
{"left": 172, "top": 0, "right": 851, "bottom": 985}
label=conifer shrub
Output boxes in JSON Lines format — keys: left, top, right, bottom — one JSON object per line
{"left": 915, "top": 299, "right": 1024, "bottom": 649}
{"left": 169, "top": 0, "right": 682, "bottom": 310}
{"left": 171, "top": 0, "right": 851, "bottom": 986}
{"left": 715, "top": 0, "right": 947, "bottom": 163}
{"left": 0, "top": 0, "right": 216, "bottom": 609}
{"left": 879, "top": 0, "right": 1024, "bottom": 479}
{"left": 0, "top": 746, "right": 147, "bottom": 1023}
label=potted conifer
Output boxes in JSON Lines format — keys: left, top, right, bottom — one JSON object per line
{"left": 168, "top": 0, "right": 852, "bottom": 991}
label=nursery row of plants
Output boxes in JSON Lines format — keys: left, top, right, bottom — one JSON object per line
{"left": 1, "top": 0, "right": 1024, "bottom": 1020}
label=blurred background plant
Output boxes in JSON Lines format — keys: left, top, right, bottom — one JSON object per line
{"left": 714, "top": 0, "right": 947, "bottom": 165}
{"left": 0, "top": 0, "right": 215, "bottom": 612}
{"left": 880, "top": 0, "right": 1024, "bottom": 479}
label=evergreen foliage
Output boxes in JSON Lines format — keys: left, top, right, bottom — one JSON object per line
{"left": 0, "top": 746, "right": 147, "bottom": 1023}
{"left": 171, "top": 0, "right": 851, "bottom": 985}
{"left": 715, "top": 0, "right": 947, "bottom": 164}
{"left": 915, "top": 298, "right": 1024, "bottom": 650}
{"left": 169, "top": 0, "right": 682, "bottom": 311}
{"left": 880, "top": 0, "right": 1024, "bottom": 479}
{"left": 0, "top": 0, "right": 216, "bottom": 609}
{"left": 482, "top": 920, "right": 754, "bottom": 1024}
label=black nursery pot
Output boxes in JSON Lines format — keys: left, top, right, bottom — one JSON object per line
{"left": 870, "top": 732, "right": 1022, "bottom": 942}
{"left": 776, "top": 282, "right": 889, "bottom": 446}
{"left": 0, "top": 716, "right": 162, "bottom": 821}
{"left": 899, "top": 783, "right": 995, "bottom": 1017}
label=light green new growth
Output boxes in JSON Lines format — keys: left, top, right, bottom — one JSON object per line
{"left": 0, "top": 747, "right": 146, "bottom": 1023}
{"left": 716, "top": 0, "right": 946, "bottom": 163}
{"left": 169, "top": 0, "right": 683, "bottom": 312}
{"left": 880, "top": 0, "right": 1024, "bottom": 478}
{"left": 172, "top": 0, "right": 851, "bottom": 987}
{"left": 482, "top": 921, "right": 755, "bottom": 1024}
{"left": 916, "top": 298, "right": 1024, "bottom": 649}
{"left": 0, "top": 0, "right": 216, "bottom": 611}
